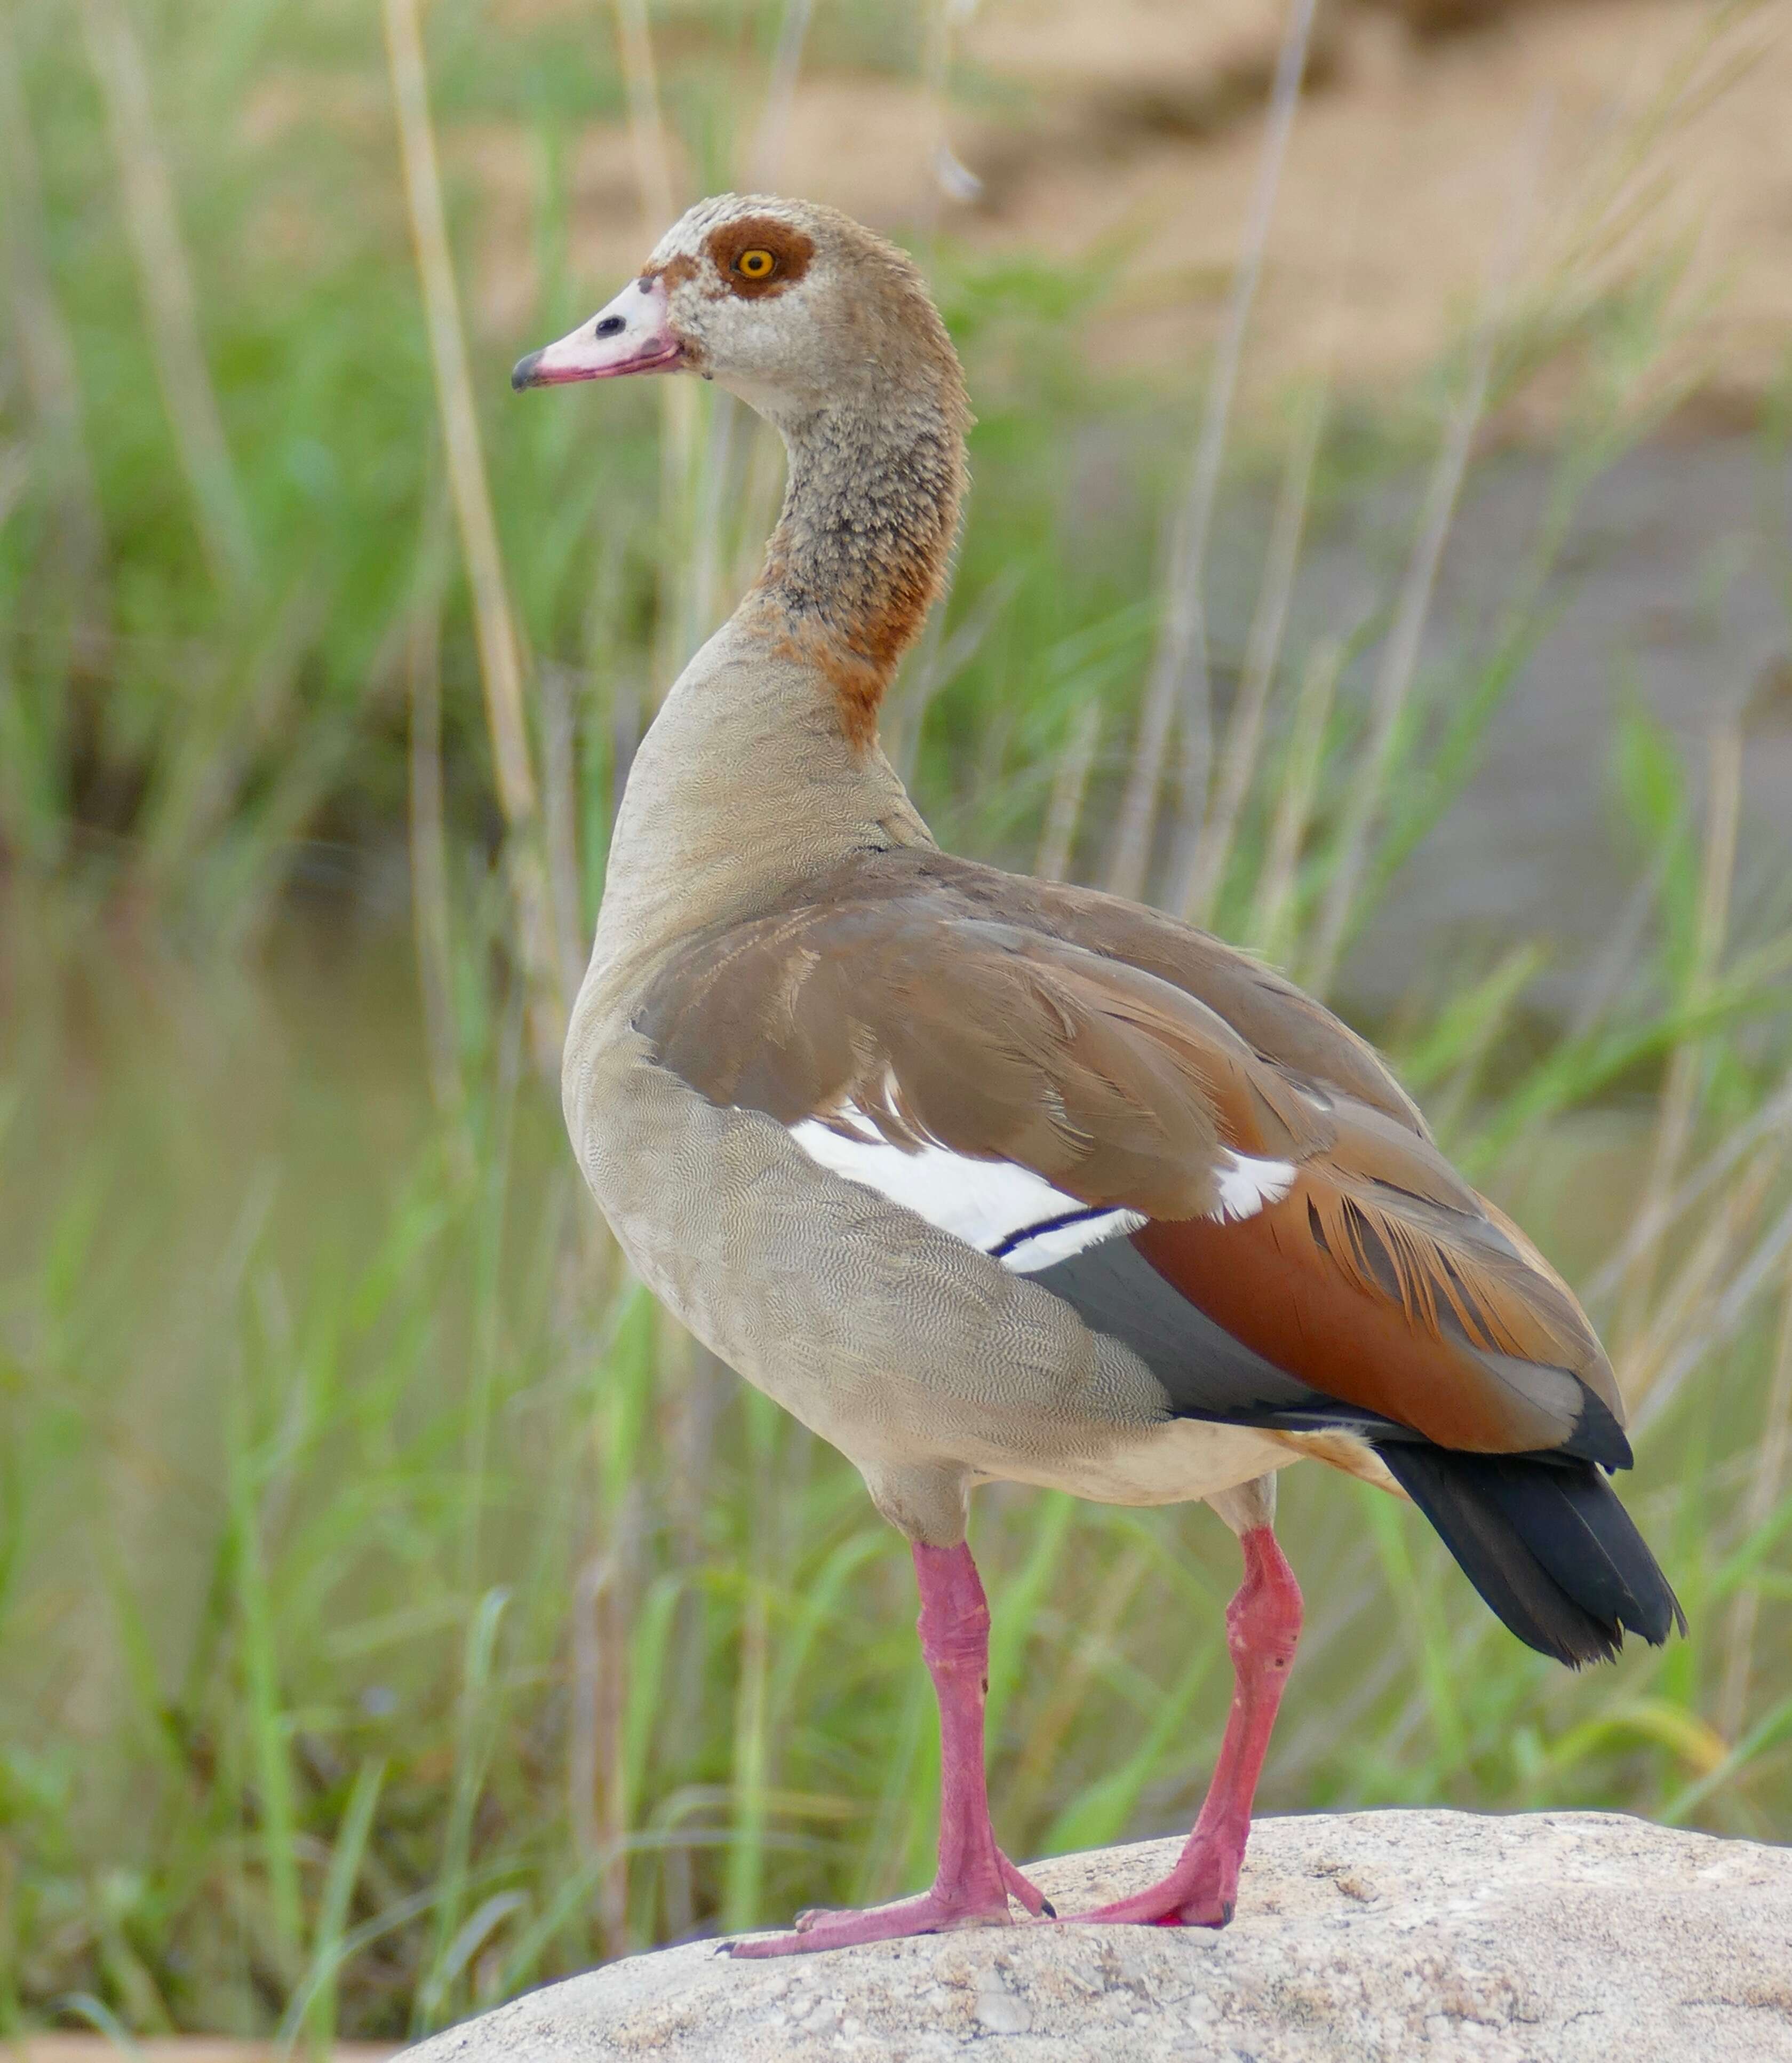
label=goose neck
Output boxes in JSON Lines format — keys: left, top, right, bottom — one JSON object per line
{"left": 746, "top": 380, "right": 966, "bottom": 751}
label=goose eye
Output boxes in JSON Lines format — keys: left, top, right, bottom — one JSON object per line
{"left": 735, "top": 248, "right": 777, "bottom": 281}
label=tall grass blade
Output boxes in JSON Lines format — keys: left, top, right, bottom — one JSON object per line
{"left": 1615, "top": 716, "right": 1743, "bottom": 1345}
{"left": 226, "top": 1375, "right": 304, "bottom": 1979}
{"left": 540, "top": 661, "right": 591, "bottom": 1003}
{"left": 75, "top": 0, "right": 256, "bottom": 592}
{"left": 1248, "top": 633, "right": 1345, "bottom": 959}
{"left": 611, "top": 0, "right": 678, "bottom": 231}
{"left": 408, "top": 583, "right": 461, "bottom": 1117}
{"left": 1034, "top": 702, "right": 1102, "bottom": 884}
{"left": 1178, "top": 376, "right": 1326, "bottom": 924}
{"left": 1717, "top": 1263, "right": 1792, "bottom": 1741}
{"left": 1586, "top": 1074, "right": 1792, "bottom": 1310}
{"left": 1104, "top": 0, "right": 1318, "bottom": 903}
{"left": 382, "top": 0, "right": 564, "bottom": 1064}
{"left": 0, "top": 7, "right": 105, "bottom": 681}
{"left": 415, "top": 1587, "right": 511, "bottom": 2035}
{"left": 292, "top": 1757, "right": 386, "bottom": 2052}
{"left": 1304, "top": 109, "right": 1546, "bottom": 994}
{"left": 1635, "top": 1188, "right": 1792, "bottom": 1438}
{"left": 608, "top": 0, "right": 699, "bottom": 693}
{"left": 745, "top": 0, "right": 817, "bottom": 192}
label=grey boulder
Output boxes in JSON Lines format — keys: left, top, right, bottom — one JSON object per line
{"left": 406, "top": 1809, "right": 1792, "bottom": 2061}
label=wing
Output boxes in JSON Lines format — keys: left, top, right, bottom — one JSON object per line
{"left": 871, "top": 851, "right": 1430, "bottom": 1137}
{"left": 640, "top": 868, "right": 1679, "bottom": 1662}
{"left": 639, "top": 862, "right": 1674, "bottom": 1667}
{"left": 640, "top": 892, "right": 1332, "bottom": 1242}
{"left": 637, "top": 871, "right": 1620, "bottom": 1459}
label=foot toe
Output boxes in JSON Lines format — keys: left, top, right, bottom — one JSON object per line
{"left": 997, "top": 1850, "right": 1053, "bottom": 1919}
{"left": 1066, "top": 1863, "right": 1237, "bottom": 1930}
{"left": 726, "top": 1889, "right": 1014, "bottom": 1958}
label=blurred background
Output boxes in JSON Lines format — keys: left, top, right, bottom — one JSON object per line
{"left": 2, "top": 0, "right": 1790, "bottom": 2045}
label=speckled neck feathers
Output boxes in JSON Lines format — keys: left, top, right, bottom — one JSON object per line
{"left": 749, "top": 360, "right": 968, "bottom": 750}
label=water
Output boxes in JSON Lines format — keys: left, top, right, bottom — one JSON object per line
{"left": 1303, "top": 430, "right": 1792, "bottom": 1013}
{"left": 0, "top": 890, "right": 440, "bottom": 1756}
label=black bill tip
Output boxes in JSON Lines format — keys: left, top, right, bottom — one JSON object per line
{"left": 510, "top": 349, "right": 544, "bottom": 393}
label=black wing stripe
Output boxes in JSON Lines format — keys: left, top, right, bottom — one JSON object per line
{"left": 988, "top": 1203, "right": 1117, "bottom": 1263}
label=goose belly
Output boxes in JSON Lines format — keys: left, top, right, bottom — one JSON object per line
{"left": 981, "top": 1419, "right": 1294, "bottom": 1507}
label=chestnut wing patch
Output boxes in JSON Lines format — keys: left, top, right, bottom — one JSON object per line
{"left": 1127, "top": 1096, "right": 1629, "bottom": 1463}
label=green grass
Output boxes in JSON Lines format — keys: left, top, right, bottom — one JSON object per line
{"left": 4, "top": 873, "right": 1789, "bottom": 2044}
{"left": 2, "top": 0, "right": 1791, "bottom": 2044}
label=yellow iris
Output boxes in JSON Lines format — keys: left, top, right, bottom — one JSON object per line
{"left": 736, "top": 248, "right": 777, "bottom": 280}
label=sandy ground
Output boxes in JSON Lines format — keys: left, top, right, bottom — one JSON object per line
{"left": 471, "top": 0, "right": 1792, "bottom": 416}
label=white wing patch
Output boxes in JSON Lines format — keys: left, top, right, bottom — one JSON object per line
{"left": 787, "top": 1118, "right": 1143, "bottom": 1274}
{"left": 788, "top": 1091, "right": 1294, "bottom": 1268}
{"left": 1210, "top": 1150, "right": 1297, "bottom": 1221}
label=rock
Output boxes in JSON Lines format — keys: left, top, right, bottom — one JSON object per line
{"left": 406, "top": 1811, "right": 1792, "bottom": 2062}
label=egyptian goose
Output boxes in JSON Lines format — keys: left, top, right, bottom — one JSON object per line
{"left": 513, "top": 195, "right": 1682, "bottom": 1956}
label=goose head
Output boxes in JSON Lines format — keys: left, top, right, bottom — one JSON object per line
{"left": 515, "top": 196, "right": 969, "bottom": 728}
{"left": 511, "top": 194, "right": 962, "bottom": 435}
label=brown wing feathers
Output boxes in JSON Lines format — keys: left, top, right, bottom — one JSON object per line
{"left": 912, "top": 859, "right": 1430, "bottom": 1137}
{"left": 640, "top": 850, "right": 1623, "bottom": 1465}
{"left": 644, "top": 902, "right": 1328, "bottom": 1221}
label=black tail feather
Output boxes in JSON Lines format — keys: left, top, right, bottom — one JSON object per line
{"left": 1376, "top": 1445, "right": 1684, "bottom": 1667}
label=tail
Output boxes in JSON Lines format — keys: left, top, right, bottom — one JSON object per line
{"left": 1376, "top": 1445, "right": 1685, "bottom": 1667}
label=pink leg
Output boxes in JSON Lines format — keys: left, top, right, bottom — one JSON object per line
{"left": 1074, "top": 1524, "right": 1302, "bottom": 1928}
{"left": 729, "top": 1540, "right": 1048, "bottom": 1957}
